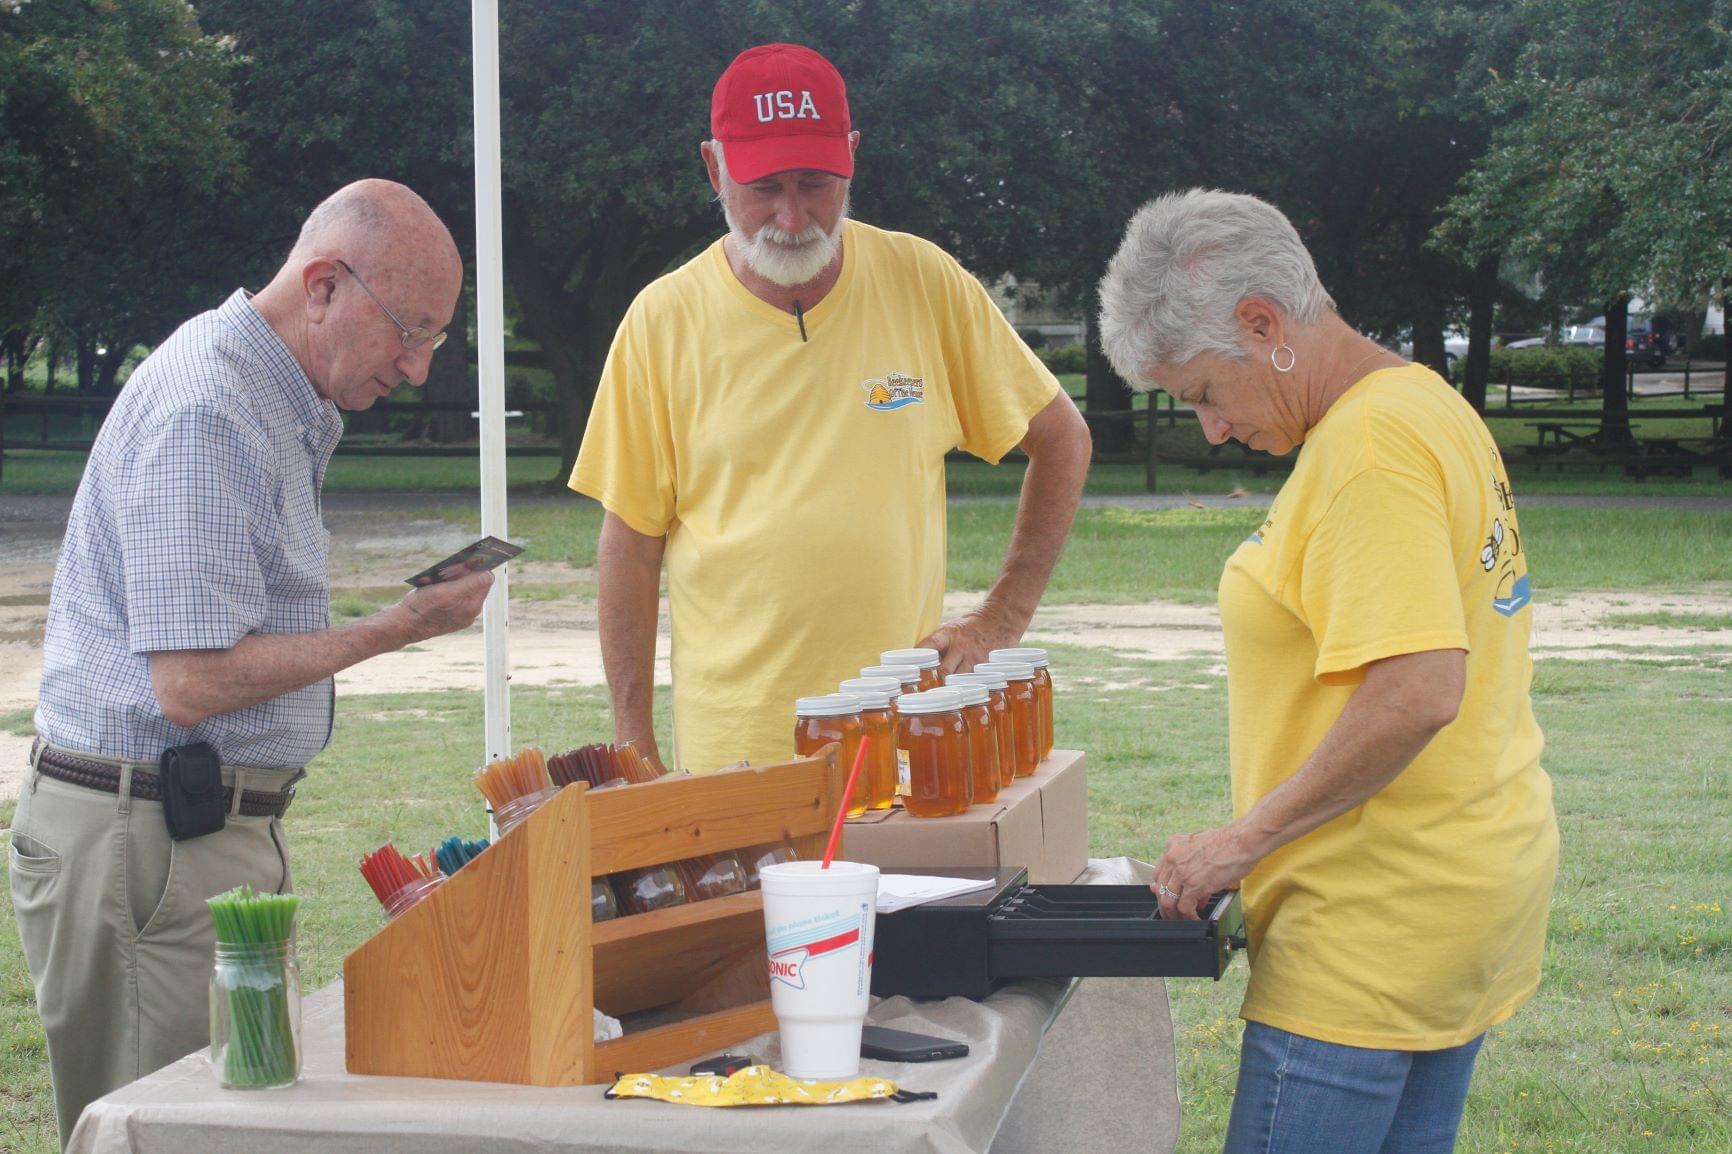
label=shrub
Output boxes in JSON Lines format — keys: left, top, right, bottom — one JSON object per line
{"left": 1486, "top": 345, "right": 1601, "bottom": 391}
{"left": 1016, "top": 326, "right": 1048, "bottom": 350}
{"left": 1039, "top": 342, "right": 1087, "bottom": 374}
{"left": 1692, "top": 333, "right": 1725, "bottom": 361}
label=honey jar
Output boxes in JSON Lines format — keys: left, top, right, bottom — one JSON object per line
{"left": 860, "top": 663, "right": 921, "bottom": 694}
{"left": 838, "top": 676, "right": 902, "bottom": 811}
{"left": 881, "top": 647, "right": 943, "bottom": 692}
{"left": 989, "top": 648, "right": 1054, "bottom": 758}
{"left": 943, "top": 679, "right": 1001, "bottom": 804}
{"left": 794, "top": 694, "right": 866, "bottom": 817}
{"left": 973, "top": 662, "right": 1039, "bottom": 777}
{"left": 948, "top": 671, "right": 1014, "bottom": 792}
{"left": 894, "top": 689, "right": 973, "bottom": 818}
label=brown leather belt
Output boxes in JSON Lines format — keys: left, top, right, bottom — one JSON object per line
{"left": 31, "top": 739, "right": 297, "bottom": 819}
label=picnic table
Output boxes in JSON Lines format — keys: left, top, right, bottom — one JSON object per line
{"left": 1524, "top": 421, "right": 1603, "bottom": 450}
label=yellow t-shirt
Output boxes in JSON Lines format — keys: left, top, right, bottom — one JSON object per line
{"left": 1219, "top": 364, "right": 1558, "bottom": 1050}
{"left": 570, "top": 220, "right": 1059, "bottom": 774}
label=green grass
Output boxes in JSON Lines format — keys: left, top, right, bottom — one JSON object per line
{"left": 439, "top": 501, "right": 1732, "bottom": 607}
{"left": 1600, "top": 610, "right": 1732, "bottom": 630}
{"left": 3, "top": 654, "right": 1725, "bottom": 1151}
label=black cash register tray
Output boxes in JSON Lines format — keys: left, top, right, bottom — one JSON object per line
{"left": 871, "top": 866, "right": 1244, "bottom": 1000}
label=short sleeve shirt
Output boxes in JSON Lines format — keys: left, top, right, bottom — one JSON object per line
{"left": 1218, "top": 365, "right": 1558, "bottom": 1050}
{"left": 35, "top": 291, "right": 344, "bottom": 767}
{"left": 570, "top": 221, "right": 1060, "bottom": 774}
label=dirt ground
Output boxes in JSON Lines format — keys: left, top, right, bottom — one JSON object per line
{"left": 2, "top": 514, "right": 1728, "bottom": 800}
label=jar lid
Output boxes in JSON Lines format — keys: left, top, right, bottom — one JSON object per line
{"left": 839, "top": 677, "right": 900, "bottom": 706}
{"left": 988, "top": 647, "right": 1049, "bottom": 668}
{"left": 795, "top": 693, "right": 862, "bottom": 718}
{"left": 945, "top": 681, "right": 989, "bottom": 706}
{"left": 947, "top": 670, "right": 1008, "bottom": 691}
{"left": 974, "top": 661, "right": 1035, "bottom": 681}
{"left": 860, "top": 664, "right": 921, "bottom": 686}
{"left": 880, "top": 647, "right": 940, "bottom": 670}
{"left": 896, "top": 688, "right": 965, "bottom": 716}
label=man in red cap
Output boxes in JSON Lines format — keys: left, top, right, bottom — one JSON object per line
{"left": 570, "top": 43, "right": 1091, "bottom": 774}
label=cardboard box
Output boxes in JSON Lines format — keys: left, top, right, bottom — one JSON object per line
{"left": 841, "top": 749, "right": 1087, "bottom": 883}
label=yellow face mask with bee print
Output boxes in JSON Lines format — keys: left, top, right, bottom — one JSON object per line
{"left": 605, "top": 1065, "right": 935, "bottom": 1108}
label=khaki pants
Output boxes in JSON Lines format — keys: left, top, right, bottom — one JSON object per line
{"left": 8, "top": 746, "right": 296, "bottom": 1149}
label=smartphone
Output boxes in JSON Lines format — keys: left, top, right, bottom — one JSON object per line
{"left": 859, "top": 1025, "right": 969, "bottom": 1062}
{"left": 689, "top": 1053, "right": 756, "bottom": 1077}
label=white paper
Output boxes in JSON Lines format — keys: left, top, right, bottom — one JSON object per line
{"left": 875, "top": 874, "right": 995, "bottom": 914}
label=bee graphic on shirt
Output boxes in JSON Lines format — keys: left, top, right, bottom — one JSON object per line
{"left": 1482, "top": 516, "right": 1531, "bottom": 616}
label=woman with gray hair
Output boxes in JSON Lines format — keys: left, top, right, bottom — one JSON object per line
{"left": 1100, "top": 189, "right": 1557, "bottom": 1153}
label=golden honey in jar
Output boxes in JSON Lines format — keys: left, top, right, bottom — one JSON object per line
{"left": 974, "top": 662, "right": 1038, "bottom": 777}
{"left": 839, "top": 676, "right": 902, "bottom": 811}
{"left": 794, "top": 694, "right": 866, "bottom": 817}
{"left": 881, "top": 647, "right": 943, "bottom": 692}
{"left": 947, "top": 672, "right": 1011, "bottom": 794}
{"left": 895, "top": 689, "right": 973, "bottom": 817}
{"left": 990, "top": 647, "right": 1053, "bottom": 758}
{"left": 943, "top": 679, "right": 1001, "bottom": 805}
{"left": 860, "top": 663, "right": 921, "bottom": 696}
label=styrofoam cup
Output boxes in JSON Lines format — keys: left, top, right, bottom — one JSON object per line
{"left": 759, "top": 860, "right": 880, "bottom": 1079}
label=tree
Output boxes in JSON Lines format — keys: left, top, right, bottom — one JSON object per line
{"left": 1441, "top": 0, "right": 1732, "bottom": 434}
{"left": 0, "top": 0, "right": 241, "bottom": 390}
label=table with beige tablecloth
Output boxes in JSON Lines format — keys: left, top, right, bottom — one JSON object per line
{"left": 69, "top": 860, "right": 1182, "bottom": 1154}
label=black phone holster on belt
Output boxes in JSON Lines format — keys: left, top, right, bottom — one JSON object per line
{"left": 159, "top": 742, "right": 226, "bottom": 841}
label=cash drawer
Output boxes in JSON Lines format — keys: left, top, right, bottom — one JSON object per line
{"left": 871, "top": 867, "right": 1245, "bottom": 1000}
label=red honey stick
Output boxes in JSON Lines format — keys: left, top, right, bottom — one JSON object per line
{"left": 821, "top": 734, "right": 871, "bottom": 869}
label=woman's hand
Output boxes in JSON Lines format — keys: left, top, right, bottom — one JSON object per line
{"left": 1151, "top": 822, "right": 1259, "bottom": 920}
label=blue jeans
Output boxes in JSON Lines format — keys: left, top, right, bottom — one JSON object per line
{"left": 1223, "top": 1021, "right": 1484, "bottom": 1154}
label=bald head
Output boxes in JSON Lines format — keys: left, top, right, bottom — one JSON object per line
{"left": 254, "top": 179, "right": 464, "bottom": 411}
{"left": 288, "top": 179, "right": 461, "bottom": 295}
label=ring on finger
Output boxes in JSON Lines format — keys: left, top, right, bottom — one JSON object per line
{"left": 1156, "top": 883, "right": 1177, "bottom": 899}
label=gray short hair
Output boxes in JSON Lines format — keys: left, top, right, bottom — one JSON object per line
{"left": 1097, "top": 189, "right": 1334, "bottom": 390}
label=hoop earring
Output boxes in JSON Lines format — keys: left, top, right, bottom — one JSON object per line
{"left": 1270, "top": 345, "right": 1296, "bottom": 373}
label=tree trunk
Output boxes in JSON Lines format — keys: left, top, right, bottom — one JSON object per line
{"left": 1599, "top": 295, "right": 1632, "bottom": 445}
{"left": 500, "top": 194, "right": 594, "bottom": 487}
{"left": 76, "top": 335, "right": 97, "bottom": 392}
{"left": 94, "top": 341, "right": 130, "bottom": 395}
{"left": 1680, "top": 305, "right": 1707, "bottom": 358}
{"left": 1461, "top": 255, "right": 1498, "bottom": 413}
{"left": 419, "top": 286, "right": 473, "bottom": 444}
{"left": 1081, "top": 283, "right": 1132, "bottom": 453}
{"left": 1410, "top": 309, "right": 1447, "bottom": 382}
{"left": 2, "top": 330, "right": 23, "bottom": 393}
{"left": 44, "top": 339, "right": 59, "bottom": 393}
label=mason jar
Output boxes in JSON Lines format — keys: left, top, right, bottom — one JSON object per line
{"left": 210, "top": 940, "right": 302, "bottom": 1090}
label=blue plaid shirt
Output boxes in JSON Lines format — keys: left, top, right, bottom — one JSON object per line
{"left": 36, "top": 291, "right": 345, "bottom": 767}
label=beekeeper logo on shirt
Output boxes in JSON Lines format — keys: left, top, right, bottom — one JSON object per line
{"left": 862, "top": 371, "right": 925, "bottom": 411}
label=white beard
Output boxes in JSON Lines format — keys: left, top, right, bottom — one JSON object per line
{"left": 724, "top": 197, "right": 848, "bottom": 288}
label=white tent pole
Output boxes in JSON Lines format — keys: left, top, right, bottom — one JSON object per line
{"left": 472, "top": 0, "right": 511, "bottom": 769}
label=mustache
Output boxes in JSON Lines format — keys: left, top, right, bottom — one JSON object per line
{"left": 755, "top": 223, "right": 828, "bottom": 248}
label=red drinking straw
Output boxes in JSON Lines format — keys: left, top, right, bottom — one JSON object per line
{"left": 821, "top": 734, "right": 871, "bottom": 869}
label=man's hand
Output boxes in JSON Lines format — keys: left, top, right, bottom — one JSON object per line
{"left": 393, "top": 569, "right": 494, "bottom": 643}
{"left": 919, "top": 602, "right": 1025, "bottom": 677}
{"left": 1151, "top": 823, "right": 1255, "bottom": 920}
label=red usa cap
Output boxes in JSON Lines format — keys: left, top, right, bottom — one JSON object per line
{"left": 710, "top": 43, "right": 852, "bottom": 184}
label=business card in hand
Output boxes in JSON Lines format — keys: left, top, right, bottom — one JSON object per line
{"left": 406, "top": 536, "right": 523, "bottom": 586}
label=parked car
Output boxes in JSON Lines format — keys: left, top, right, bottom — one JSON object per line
{"left": 1506, "top": 324, "right": 1605, "bottom": 350}
{"left": 1583, "top": 315, "right": 1667, "bottom": 368}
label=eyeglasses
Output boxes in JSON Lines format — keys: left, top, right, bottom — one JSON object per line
{"left": 335, "top": 259, "right": 448, "bottom": 352}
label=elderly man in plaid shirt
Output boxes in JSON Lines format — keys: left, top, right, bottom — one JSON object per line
{"left": 10, "top": 179, "right": 493, "bottom": 1146}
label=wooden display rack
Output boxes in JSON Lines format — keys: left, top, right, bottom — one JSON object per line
{"left": 344, "top": 750, "right": 844, "bottom": 1085}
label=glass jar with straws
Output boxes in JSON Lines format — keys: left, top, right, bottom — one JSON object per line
{"left": 207, "top": 886, "right": 302, "bottom": 1090}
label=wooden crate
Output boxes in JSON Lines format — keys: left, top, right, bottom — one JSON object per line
{"left": 343, "top": 750, "right": 843, "bottom": 1085}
